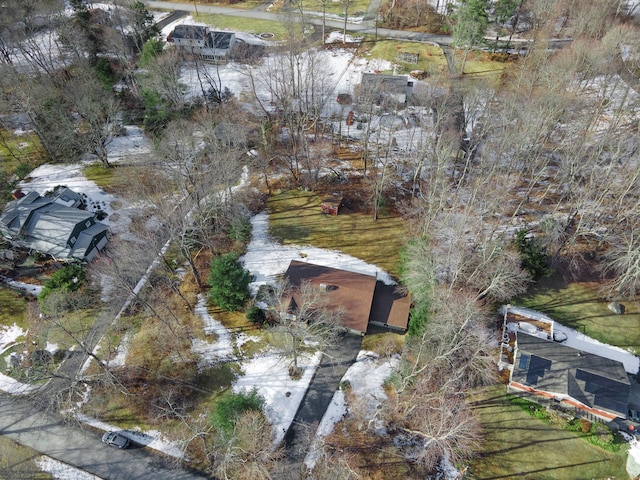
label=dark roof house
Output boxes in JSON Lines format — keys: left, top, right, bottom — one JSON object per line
{"left": 284, "top": 260, "right": 411, "bottom": 335}
{"left": 168, "top": 25, "right": 236, "bottom": 60}
{"left": 0, "top": 190, "right": 108, "bottom": 262}
{"left": 510, "top": 333, "right": 632, "bottom": 421}
{"left": 358, "top": 73, "right": 414, "bottom": 105}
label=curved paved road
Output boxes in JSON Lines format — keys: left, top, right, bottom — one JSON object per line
{"left": 0, "top": 393, "right": 210, "bottom": 480}
{"left": 143, "top": 0, "right": 455, "bottom": 45}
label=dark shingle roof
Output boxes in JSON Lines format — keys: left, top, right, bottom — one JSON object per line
{"left": 212, "top": 31, "right": 233, "bottom": 49}
{"left": 512, "top": 333, "right": 630, "bottom": 417}
{"left": 0, "top": 190, "right": 107, "bottom": 261}
{"left": 171, "top": 25, "right": 209, "bottom": 42}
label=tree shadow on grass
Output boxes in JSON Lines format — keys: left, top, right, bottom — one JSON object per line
{"left": 480, "top": 431, "right": 587, "bottom": 456}
{"left": 476, "top": 458, "right": 611, "bottom": 480}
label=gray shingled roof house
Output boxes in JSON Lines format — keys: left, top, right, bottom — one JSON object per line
{"left": 509, "top": 333, "right": 634, "bottom": 422}
{"left": 358, "top": 73, "right": 414, "bottom": 105}
{"left": 168, "top": 25, "right": 236, "bottom": 61}
{"left": 0, "top": 189, "right": 108, "bottom": 262}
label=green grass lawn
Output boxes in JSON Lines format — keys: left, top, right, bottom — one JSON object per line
{"left": 165, "top": 0, "right": 266, "bottom": 10}
{"left": 0, "top": 435, "right": 52, "bottom": 479}
{"left": 295, "top": 0, "right": 371, "bottom": 17}
{"left": 366, "top": 41, "right": 448, "bottom": 75}
{"left": 267, "top": 190, "right": 406, "bottom": 277}
{"left": 83, "top": 162, "right": 116, "bottom": 189}
{"left": 516, "top": 281, "right": 640, "bottom": 354}
{"left": 1, "top": 127, "right": 48, "bottom": 205}
{"left": 363, "top": 41, "right": 507, "bottom": 80}
{"left": 459, "top": 51, "right": 510, "bottom": 77}
{"left": 195, "top": 13, "right": 293, "bottom": 40}
{"left": 36, "top": 309, "right": 96, "bottom": 351}
{"left": 0, "top": 288, "right": 29, "bottom": 329}
{"left": 469, "top": 385, "right": 628, "bottom": 480}
{"left": 0, "top": 128, "right": 48, "bottom": 172}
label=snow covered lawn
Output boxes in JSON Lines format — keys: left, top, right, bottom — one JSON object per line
{"left": 305, "top": 351, "right": 399, "bottom": 469}
{"left": 0, "top": 324, "right": 37, "bottom": 395}
{"left": 192, "top": 294, "right": 236, "bottom": 371}
{"left": 233, "top": 351, "right": 323, "bottom": 447}
{"left": 35, "top": 456, "right": 101, "bottom": 480}
{"left": 241, "top": 211, "right": 395, "bottom": 296}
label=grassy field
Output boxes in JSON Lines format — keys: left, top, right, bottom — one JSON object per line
{"left": 469, "top": 385, "right": 628, "bottom": 480}
{"left": 164, "top": 0, "right": 265, "bottom": 10}
{"left": 164, "top": 0, "right": 369, "bottom": 14}
{"left": 0, "top": 435, "right": 52, "bottom": 479}
{"left": 516, "top": 281, "right": 640, "bottom": 354}
{"left": 295, "top": 0, "right": 371, "bottom": 17}
{"left": 34, "top": 309, "right": 96, "bottom": 351}
{"left": 0, "top": 128, "right": 47, "bottom": 172}
{"left": 364, "top": 41, "right": 447, "bottom": 75}
{"left": 195, "top": 13, "right": 293, "bottom": 40}
{"left": 267, "top": 190, "right": 406, "bottom": 277}
{"left": 0, "top": 289, "right": 29, "bottom": 330}
{"left": 83, "top": 163, "right": 117, "bottom": 189}
{"left": 363, "top": 41, "right": 508, "bottom": 79}
{"left": 0, "top": 128, "right": 48, "bottom": 205}
{"left": 458, "top": 50, "right": 510, "bottom": 76}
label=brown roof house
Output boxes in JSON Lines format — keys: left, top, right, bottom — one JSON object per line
{"left": 284, "top": 260, "right": 411, "bottom": 335}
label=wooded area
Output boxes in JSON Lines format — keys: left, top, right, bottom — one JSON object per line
{"left": 1, "top": 0, "right": 639, "bottom": 478}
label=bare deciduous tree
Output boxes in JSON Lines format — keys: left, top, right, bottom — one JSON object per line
{"left": 214, "top": 411, "right": 281, "bottom": 480}
{"left": 263, "top": 280, "right": 345, "bottom": 375}
{"left": 382, "top": 287, "right": 495, "bottom": 469}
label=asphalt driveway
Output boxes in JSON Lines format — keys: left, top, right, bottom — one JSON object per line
{"left": 282, "top": 333, "right": 363, "bottom": 473}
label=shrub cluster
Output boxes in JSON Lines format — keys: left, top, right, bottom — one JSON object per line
{"left": 39, "top": 264, "right": 86, "bottom": 303}
{"left": 210, "top": 389, "right": 264, "bottom": 437}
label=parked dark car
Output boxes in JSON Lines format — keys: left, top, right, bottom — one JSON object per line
{"left": 101, "top": 431, "right": 130, "bottom": 449}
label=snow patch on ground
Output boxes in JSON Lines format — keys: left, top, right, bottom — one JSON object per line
{"left": 304, "top": 351, "right": 398, "bottom": 469}
{"left": 0, "top": 373, "right": 37, "bottom": 394}
{"left": 108, "top": 332, "right": 130, "bottom": 368}
{"left": 233, "top": 351, "right": 323, "bottom": 447}
{"left": 325, "top": 31, "right": 362, "bottom": 44}
{"left": 0, "top": 324, "right": 25, "bottom": 353}
{"left": 192, "top": 294, "right": 235, "bottom": 371}
{"left": 76, "top": 414, "right": 183, "bottom": 459}
{"left": 242, "top": 211, "right": 395, "bottom": 296}
{"left": 0, "top": 276, "right": 43, "bottom": 295}
{"left": 342, "top": 351, "right": 397, "bottom": 414}
{"left": 35, "top": 456, "right": 101, "bottom": 480}
{"left": 0, "top": 325, "right": 37, "bottom": 394}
